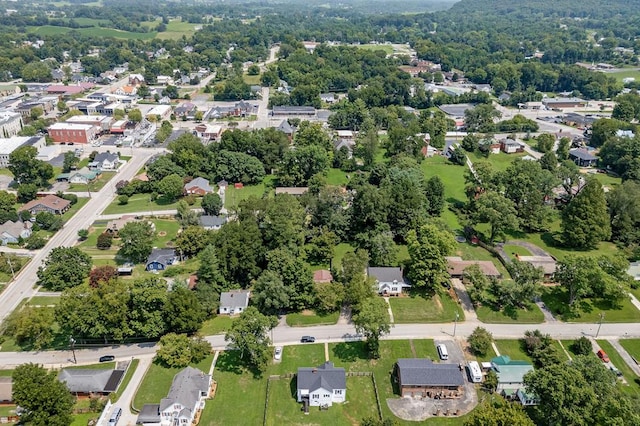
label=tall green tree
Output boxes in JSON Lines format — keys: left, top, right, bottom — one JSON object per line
{"left": 118, "top": 221, "right": 155, "bottom": 264}
{"left": 36, "top": 247, "right": 92, "bottom": 291}
{"left": 158, "top": 173, "right": 185, "bottom": 201}
{"left": 252, "top": 270, "right": 291, "bottom": 315}
{"left": 470, "top": 191, "right": 519, "bottom": 242}
{"left": 352, "top": 297, "right": 391, "bottom": 359}
{"left": 406, "top": 224, "right": 456, "bottom": 293}
{"left": 12, "top": 363, "right": 75, "bottom": 426}
{"left": 163, "top": 286, "right": 206, "bottom": 334}
{"left": 202, "top": 193, "right": 223, "bottom": 216}
{"left": 561, "top": 178, "right": 611, "bottom": 249}
{"left": 8, "top": 146, "right": 53, "bottom": 187}
{"left": 195, "top": 245, "right": 228, "bottom": 314}
{"left": 225, "top": 306, "right": 278, "bottom": 372}
{"left": 464, "top": 397, "right": 534, "bottom": 426}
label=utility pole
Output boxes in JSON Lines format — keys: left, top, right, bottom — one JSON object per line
{"left": 596, "top": 312, "right": 605, "bottom": 338}
{"left": 69, "top": 336, "right": 77, "bottom": 364}
{"left": 453, "top": 311, "right": 459, "bottom": 337}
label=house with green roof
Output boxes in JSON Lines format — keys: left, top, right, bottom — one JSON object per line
{"left": 491, "top": 356, "right": 535, "bottom": 404}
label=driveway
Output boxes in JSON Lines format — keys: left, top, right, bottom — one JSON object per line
{"left": 387, "top": 339, "right": 478, "bottom": 421}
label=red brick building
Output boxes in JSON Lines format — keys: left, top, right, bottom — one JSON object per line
{"left": 48, "top": 122, "right": 99, "bottom": 144}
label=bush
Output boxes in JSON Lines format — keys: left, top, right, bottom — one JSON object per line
{"left": 77, "top": 229, "right": 89, "bottom": 240}
{"left": 184, "top": 194, "right": 196, "bottom": 206}
{"left": 570, "top": 336, "right": 592, "bottom": 356}
{"left": 24, "top": 233, "right": 46, "bottom": 250}
{"left": 96, "top": 232, "right": 113, "bottom": 250}
{"left": 468, "top": 326, "right": 493, "bottom": 356}
{"left": 60, "top": 193, "right": 78, "bottom": 205}
{"left": 118, "top": 195, "right": 129, "bottom": 205}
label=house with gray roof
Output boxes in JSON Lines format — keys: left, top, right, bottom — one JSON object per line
{"left": 0, "top": 220, "right": 31, "bottom": 245}
{"left": 569, "top": 148, "right": 598, "bottom": 167}
{"left": 219, "top": 290, "right": 250, "bottom": 315}
{"left": 58, "top": 368, "right": 125, "bottom": 395}
{"left": 199, "top": 215, "right": 227, "bottom": 230}
{"left": 159, "top": 367, "right": 212, "bottom": 426}
{"left": 394, "top": 358, "right": 465, "bottom": 398}
{"left": 367, "top": 267, "right": 411, "bottom": 295}
{"left": 277, "top": 119, "right": 294, "bottom": 140}
{"left": 146, "top": 248, "right": 178, "bottom": 271}
{"left": 184, "top": 177, "right": 212, "bottom": 195}
{"left": 297, "top": 362, "right": 346, "bottom": 407}
{"left": 90, "top": 152, "right": 119, "bottom": 170}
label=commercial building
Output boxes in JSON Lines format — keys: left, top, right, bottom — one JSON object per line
{"left": 48, "top": 122, "right": 99, "bottom": 144}
{"left": 0, "top": 136, "right": 46, "bottom": 167}
{"left": 0, "top": 111, "right": 23, "bottom": 138}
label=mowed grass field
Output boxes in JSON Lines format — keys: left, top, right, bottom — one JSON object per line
{"left": 28, "top": 26, "right": 157, "bottom": 40}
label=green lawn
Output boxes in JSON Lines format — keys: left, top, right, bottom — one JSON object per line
{"left": 286, "top": 310, "right": 340, "bottom": 327}
{"left": 476, "top": 303, "right": 544, "bottom": 324}
{"left": 265, "top": 376, "right": 379, "bottom": 426}
{"left": 389, "top": 292, "right": 464, "bottom": 323}
{"left": 602, "top": 69, "right": 640, "bottom": 83}
{"left": 356, "top": 44, "right": 394, "bottom": 55}
{"left": 151, "top": 219, "right": 181, "bottom": 247}
{"left": 331, "top": 242, "right": 355, "bottom": 271}
{"left": 199, "top": 316, "right": 236, "bottom": 335}
{"left": 103, "top": 194, "right": 201, "bottom": 215}
{"left": 596, "top": 340, "right": 640, "bottom": 396}
{"left": 325, "top": 168, "right": 349, "bottom": 186}
{"left": 203, "top": 345, "right": 324, "bottom": 425}
{"left": 619, "top": 339, "right": 640, "bottom": 362}
{"left": 467, "top": 152, "right": 525, "bottom": 172}
{"left": 62, "top": 197, "right": 90, "bottom": 222}
{"left": 66, "top": 362, "right": 116, "bottom": 370}
{"left": 26, "top": 296, "right": 60, "bottom": 306}
{"left": 541, "top": 286, "right": 640, "bottom": 323}
{"left": 493, "top": 339, "right": 533, "bottom": 363}
{"left": 110, "top": 358, "right": 139, "bottom": 402}
{"left": 133, "top": 355, "right": 213, "bottom": 410}
{"left": 421, "top": 156, "right": 467, "bottom": 205}
{"left": 592, "top": 172, "right": 622, "bottom": 190}
{"left": 28, "top": 25, "right": 157, "bottom": 40}
{"left": 224, "top": 176, "right": 274, "bottom": 210}
{"left": 71, "top": 413, "right": 97, "bottom": 426}
{"left": 501, "top": 244, "right": 532, "bottom": 258}
{"left": 243, "top": 74, "right": 262, "bottom": 85}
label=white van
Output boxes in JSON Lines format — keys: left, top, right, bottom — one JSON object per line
{"left": 437, "top": 344, "right": 449, "bottom": 360}
{"left": 468, "top": 361, "right": 483, "bottom": 383}
{"left": 108, "top": 407, "right": 122, "bottom": 426}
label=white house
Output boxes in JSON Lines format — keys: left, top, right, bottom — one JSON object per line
{"left": 219, "top": 290, "right": 250, "bottom": 315}
{"left": 297, "top": 362, "right": 346, "bottom": 407}
{"left": 90, "top": 152, "right": 119, "bottom": 170}
{"left": 159, "top": 367, "right": 211, "bottom": 426}
{"left": 367, "top": 267, "right": 411, "bottom": 296}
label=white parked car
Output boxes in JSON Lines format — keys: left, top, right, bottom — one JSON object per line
{"left": 274, "top": 346, "right": 282, "bottom": 360}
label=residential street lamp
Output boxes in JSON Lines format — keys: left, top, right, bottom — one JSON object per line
{"left": 69, "top": 336, "right": 77, "bottom": 364}
{"left": 453, "top": 311, "right": 460, "bottom": 337}
{"left": 596, "top": 312, "right": 605, "bottom": 338}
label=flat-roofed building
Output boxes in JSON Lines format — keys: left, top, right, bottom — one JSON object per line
{"left": 48, "top": 122, "right": 99, "bottom": 144}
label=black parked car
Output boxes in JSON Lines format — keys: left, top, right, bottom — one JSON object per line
{"left": 99, "top": 355, "right": 115, "bottom": 362}
{"left": 300, "top": 336, "right": 316, "bottom": 343}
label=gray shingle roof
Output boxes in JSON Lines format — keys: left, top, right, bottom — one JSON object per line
{"left": 396, "top": 358, "right": 464, "bottom": 387}
{"left": 184, "top": 177, "right": 212, "bottom": 192}
{"left": 367, "top": 267, "right": 405, "bottom": 284}
{"left": 146, "top": 248, "right": 176, "bottom": 266}
{"left": 569, "top": 148, "right": 598, "bottom": 161}
{"left": 159, "top": 367, "right": 211, "bottom": 413}
{"left": 58, "top": 369, "right": 115, "bottom": 393}
{"left": 137, "top": 404, "right": 160, "bottom": 424}
{"left": 297, "top": 362, "right": 346, "bottom": 393}
{"left": 219, "top": 290, "right": 250, "bottom": 310}
{"left": 93, "top": 152, "right": 118, "bottom": 164}
{"left": 199, "top": 215, "right": 227, "bottom": 228}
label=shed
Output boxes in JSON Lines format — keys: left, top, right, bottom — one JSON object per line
{"left": 394, "top": 359, "right": 465, "bottom": 398}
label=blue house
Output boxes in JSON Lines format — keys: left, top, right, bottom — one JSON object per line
{"left": 145, "top": 248, "right": 178, "bottom": 272}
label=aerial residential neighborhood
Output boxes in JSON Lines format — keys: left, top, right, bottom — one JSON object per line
{"left": 0, "top": 0, "right": 640, "bottom": 425}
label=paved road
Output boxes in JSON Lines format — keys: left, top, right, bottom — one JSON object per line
{"left": 113, "top": 355, "right": 154, "bottom": 426}
{"left": 0, "top": 150, "right": 158, "bottom": 326}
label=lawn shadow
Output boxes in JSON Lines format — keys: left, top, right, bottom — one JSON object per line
{"left": 389, "top": 367, "right": 401, "bottom": 396}
{"left": 332, "top": 341, "right": 369, "bottom": 363}
{"left": 288, "top": 376, "right": 297, "bottom": 399}
{"left": 214, "top": 351, "right": 244, "bottom": 375}
{"left": 155, "top": 196, "right": 178, "bottom": 206}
